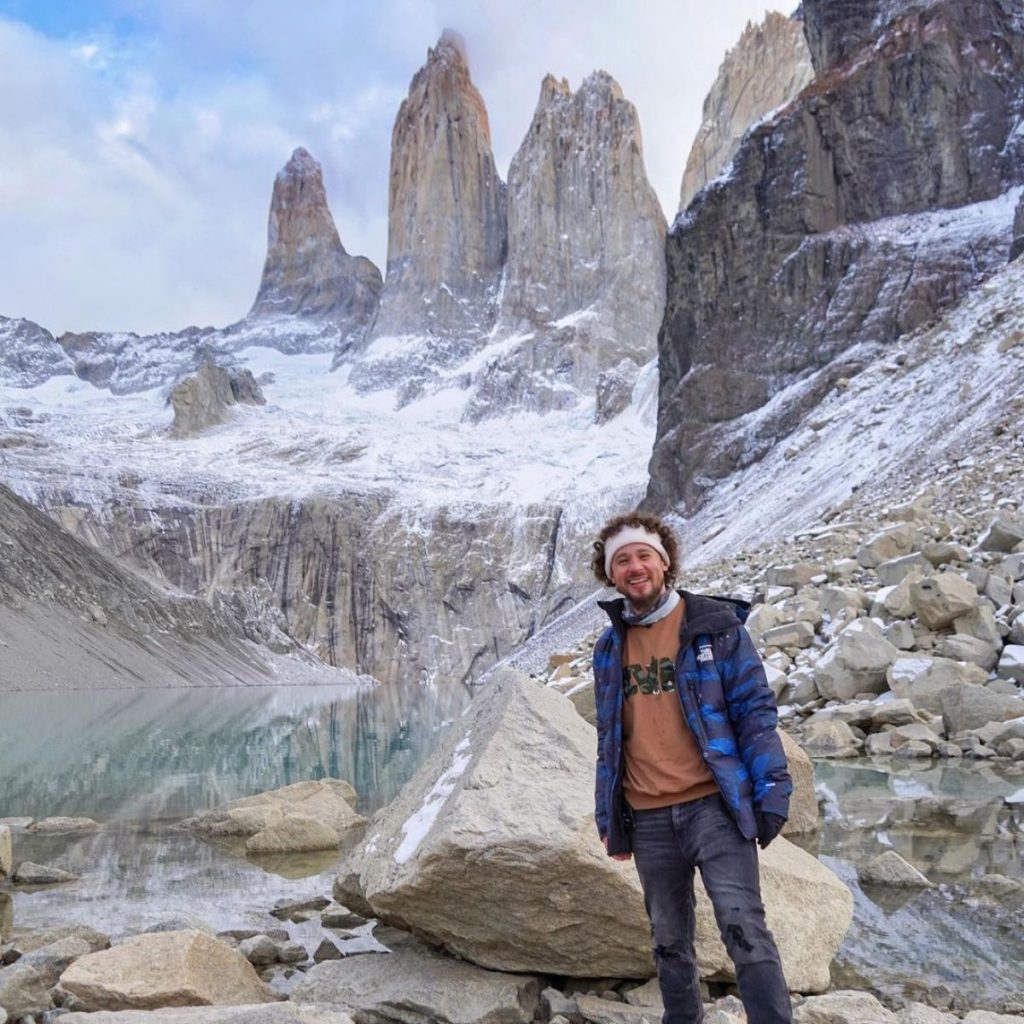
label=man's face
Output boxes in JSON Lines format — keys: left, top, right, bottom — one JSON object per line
{"left": 609, "top": 542, "right": 667, "bottom": 610}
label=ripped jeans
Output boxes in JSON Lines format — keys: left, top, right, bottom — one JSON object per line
{"left": 631, "top": 795, "right": 792, "bottom": 1024}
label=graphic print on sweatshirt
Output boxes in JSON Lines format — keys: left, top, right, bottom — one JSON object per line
{"left": 623, "top": 656, "right": 676, "bottom": 697}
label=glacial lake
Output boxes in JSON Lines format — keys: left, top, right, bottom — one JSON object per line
{"left": 1, "top": 683, "right": 1022, "bottom": 1009}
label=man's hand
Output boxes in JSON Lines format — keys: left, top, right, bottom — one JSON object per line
{"left": 755, "top": 811, "right": 785, "bottom": 850}
{"left": 603, "top": 836, "right": 632, "bottom": 861}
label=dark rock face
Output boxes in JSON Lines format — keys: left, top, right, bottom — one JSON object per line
{"left": 1012, "top": 193, "right": 1024, "bottom": 261}
{"left": 648, "top": 0, "right": 1024, "bottom": 513}
{"left": 249, "top": 147, "right": 382, "bottom": 351}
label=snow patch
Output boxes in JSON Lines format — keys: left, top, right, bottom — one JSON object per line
{"left": 394, "top": 734, "right": 473, "bottom": 864}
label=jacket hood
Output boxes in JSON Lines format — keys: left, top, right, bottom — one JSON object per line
{"left": 598, "top": 588, "right": 742, "bottom": 638}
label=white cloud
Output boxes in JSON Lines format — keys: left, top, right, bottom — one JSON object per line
{"left": 0, "top": 2, "right": 787, "bottom": 335}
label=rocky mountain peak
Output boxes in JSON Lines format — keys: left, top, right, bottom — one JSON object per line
{"left": 465, "top": 68, "right": 665, "bottom": 419}
{"left": 364, "top": 32, "right": 507, "bottom": 347}
{"left": 249, "top": 146, "right": 382, "bottom": 349}
{"left": 649, "top": 0, "right": 1024, "bottom": 514}
{"left": 679, "top": 10, "right": 814, "bottom": 210}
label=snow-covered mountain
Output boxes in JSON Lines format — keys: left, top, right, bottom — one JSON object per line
{"left": 1, "top": 5, "right": 1022, "bottom": 692}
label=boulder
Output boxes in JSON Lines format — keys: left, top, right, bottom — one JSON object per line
{"left": 57, "top": 930, "right": 278, "bottom": 1011}
{"left": 859, "top": 850, "right": 934, "bottom": 889}
{"left": 935, "top": 634, "right": 1000, "bottom": 671}
{"left": 339, "top": 670, "right": 850, "bottom": 990}
{"left": 245, "top": 814, "right": 340, "bottom": 854}
{"left": 813, "top": 619, "right": 899, "bottom": 701}
{"left": 877, "top": 553, "right": 931, "bottom": 587}
{"left": 977, "top": 512, "right": 1024, "bottom": 553}
{"left": 921, "top": 542, "right": 970, "bottom": 567}
{"left": 59, "top": 1008, "right": 355, "bottom": 1023}
{"left": 2, "top": 924, "right": 109, "bottom": 961}
{"left": 180, "top": 779, "right": 362, "bottom": 839}
{"left": 576, "top": 994, "right": 664, "bottom": 1023}
{"left": 800, "top": 720, "right": 861, "bottom": 759}
{"left": 762, "top": 621, "right": 816, "bottom": 649}
{"left": 13, "top": 861, "right": 78, "bottom": 884}
{"left": 0, "top": 963, "right": 53, "bottom": 1018}
{"left": 997, "top": 645, "right": 1024, "bottom": 684}
{"left": 941, "top": 686, "right": 1024, "bottom": 735}
{"left": 238, "top": 935, "right": 278, "bottom": 966}
{"left": 766, "top": 563, "right": 825, "bottom": 588}
{"left": 910, "top": 574, "right": 979, "bottom": 630}
{"left": 954, "top": 605, "right": 1003, "bottom": 647}
{"left": 818, "top": 586, "right": 864, "bottom": 622}
{"left": 857, "top": 525, "right": 917, "bottom": 569}
{"left": 889, "top": 724, "right": 943, "bottom": 752}
{"left": 0, "top": 825, "right": 10, "bottom": 877}
{"left": 169, "top": 362, "right": 266, "bottom": 438}
{"left": 17, "top": 935, "right": 96, "bottom": 987}
{"left": 780, "top": 731, "right": 818, "bottom": 836}
{"left": 794, "top": 990, "right": 898, "bottom": 1022}
{"left": 877, "top": 575, "right": 921, "bottom": 620}
{"left": 870, "top": 698, "right": 922, "bottom": 729}
{"left": 290, "top": 946, "right": 540, "bottom": 1024}
{"left": 887, "top": 657, "right": 988, "bottom": 715}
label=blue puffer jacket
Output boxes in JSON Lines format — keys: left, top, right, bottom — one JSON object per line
{"left": 594, "top": 590, "right": 792, "bottom": 855}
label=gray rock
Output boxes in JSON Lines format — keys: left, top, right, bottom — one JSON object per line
{"left": 144, "top": 916, "right": 215, "bottom": 936}
{"left": 935, "top": 634, "right": 1000, "bottom": 671}
{"left": 801, "top": 720, "right": 861, "bottom": 759}
{"left": 997, "top": 645, "right": 1024, "bottom": 684}
{"left": 13, "top": 861, "right": 78, "bottom": 884}
{"left": 858, "top": 525, "right": 918, "bottom": 569}
{"left": 954, "top": 604, "right": 1004, "bottom": 646}
{"left": 169, "top": 361, "right": 266, "bottom": 438}
{"left": 762, "top": 621, "right": 816, "bottom": 650}
{"left": 793, "top": 989, "right": 898, "bottom": 1022}
{"left": 320, "top": 905, "right": 367, "bottom": 930}
{"left": 911, "top": 573, "right": 980, "bottom": 630}
{"left": 941, "top": 685, "right": 1024, "bottom": 735}
{"left": 576, "top": 994, "right": 664, "bottom": 1024}
{"left": 58, "top": 1007, "right": 356, "bottom": 1023}
{"left": 921, "top": 542, "right": 971, "bottom": 568}
{"left": 291, "top": 946, "right": 540, "bottom": 1024}
{"left": 269, "top": 895, "right": 331, "bottom": 920}
{"left": 19, "top": 935, "right": 94, "bottom": 987}
{"left": 977, "top": 512, "right": 1024, "bottom": 553}
{"left": 277, "top": 942, "right": 307, "bottom": 964}
{"left": 238, "top": 935, "right": 278, "bottom": 966}
{"left": 877, "top": 553, "right": 932, "bottom": 587}
{"left": 766, "top": 563, "right": 826, "bottom": 589}
{"left": 622, "top": 977, "right": 664, "bottom": 1009}
{"left": 813, "top": 619, "right": 899, "bottom": 701}
{"left": 0, "top": 962, "right": 54, "bottom": 1017}
{"left": 312, "top": 939, "right": 341, "bottom": 963}
{"left": 245, "top": 814, "right": 340, "bottom": 855}
{"left": 887, "top": 656, "right": 988, "bottom": 715}
{"left": 542, "top": 986, "right": 580, "bottom": 1019}
{"left": 859, "top": 850, "right": 934, "bottom": 889}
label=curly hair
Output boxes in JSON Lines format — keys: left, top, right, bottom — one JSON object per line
{"left": 591, "top": 512, "right": 680, "bottom": 587}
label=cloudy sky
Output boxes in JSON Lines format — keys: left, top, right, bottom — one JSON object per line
{"left": 0, "top": 0, "right": 785, "bottom": 335}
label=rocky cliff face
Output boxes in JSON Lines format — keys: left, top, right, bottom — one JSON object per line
{"left": 43, "top": 490, "right": 591, "bottom": 688}
{"left": 0, "top": 317, "right": 75, "bottom": 387}
{"left": 248, "top": 147, "right": 382, "bottom": 356}
{"left": 679, "top": 12, "right": 814, "bottom": 210}
{"left": 648, "top": 0, "right": 1024, "bottom": 514}
{"left": 465, "top": 72, "right": 666, "bottom": 420}
{"left": 0, "top": 484, "right": 345, "bottom": 690}
{"left": 359, "top": 32, "right": 506, "bottom": 366}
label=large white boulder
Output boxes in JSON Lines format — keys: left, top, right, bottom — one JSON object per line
{"left": 58, "top": 930, "right": 277, "bottom": 1011}
{"left": 813, "top": 619, "right": 899, "bottom": 701}
{"left": 338, "top": 670, "right": 851, "bottom": 991}
{"left": 887, "top": 657, "right": 988, "bottom": 715}
{"left": 910, "top": 574, "right": 979, "bottom": 630}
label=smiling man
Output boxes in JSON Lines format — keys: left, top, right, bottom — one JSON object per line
{"left": 591, "top": 512, "right": 793, "bottom": 1024}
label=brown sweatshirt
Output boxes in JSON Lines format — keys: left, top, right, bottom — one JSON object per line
{"left": 622, "top": 600, "right": 718, "bottom": 810}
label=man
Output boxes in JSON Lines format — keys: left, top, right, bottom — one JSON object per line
{"left": 591, "top": 511, "right": 793, "bottom": 1024}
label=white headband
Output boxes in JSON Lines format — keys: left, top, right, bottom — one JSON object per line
{"left": 603, "top": 526, "right": 670, "bottom": 578}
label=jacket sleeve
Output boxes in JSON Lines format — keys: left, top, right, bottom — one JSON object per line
{"left": 720, "top": 625, "right": 792, "bottom": 821}
{"left": 592, "top": 634, "right": 613, "bottom": 839}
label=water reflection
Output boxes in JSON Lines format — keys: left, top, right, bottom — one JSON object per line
{"left": 0, "top": 682, "right": 470, "bottom": 821}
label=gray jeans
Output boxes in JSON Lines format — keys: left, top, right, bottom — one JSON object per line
{"left": 630, "top": 795, "right": 792, "bottom": 1024}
